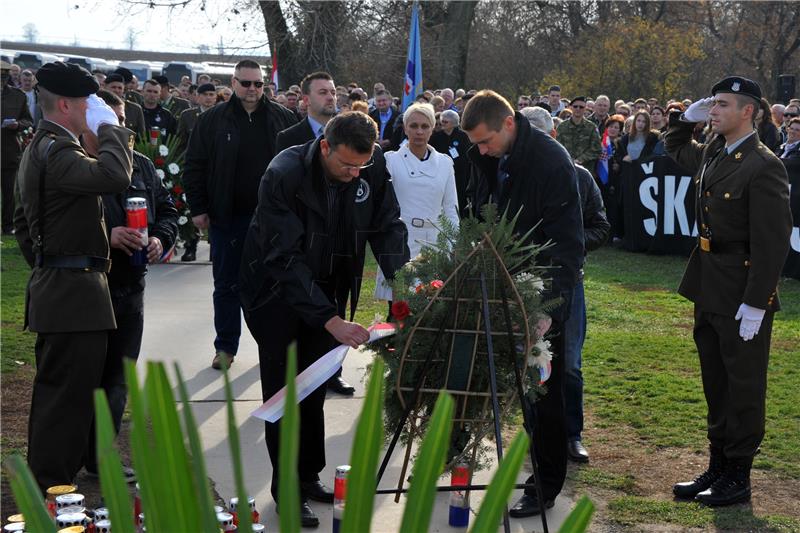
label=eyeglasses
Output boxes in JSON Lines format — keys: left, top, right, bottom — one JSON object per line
{"left": 339, "top": 157, "right": 375, "bottom": 174}
{"left": 572, "top": 105, "right": 585, "bottom": 109}
{"left": 235, "top": 77, "right": 264, "bottom": 88}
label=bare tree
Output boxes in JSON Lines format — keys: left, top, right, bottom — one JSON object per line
{"left": 126, "top": 27, "right": 138, "bottom": 50}
{"left": 22, "top": 23, "right": 38, "bottom": 43}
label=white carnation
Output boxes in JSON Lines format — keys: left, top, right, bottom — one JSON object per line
{"left": 178, "top": 216, "right": 188, "bottom": 225}
{"left": 159, "top": 145, "right": 169, "bottom": 156}
{"left": 168, "top": 163, "right": 180, "bottom": 175}
{"left": 156, "top": 169, "right": 165, "bottom": 180}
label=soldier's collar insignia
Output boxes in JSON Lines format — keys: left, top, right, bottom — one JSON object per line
{"left": 128, "top": 135, "right": 135, "bottom": 149}
{"left": 735, "top": 152, "right": 742, "bottom": 159}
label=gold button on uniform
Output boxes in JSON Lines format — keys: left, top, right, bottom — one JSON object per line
{"left": 704, "top": 206, "right": 709, "bottom": 212}
{"left": 705, "top": 191, "right": 711, "bottom": 197}
{"left": 724, "top": 193, "right": 731, "bottom": 199}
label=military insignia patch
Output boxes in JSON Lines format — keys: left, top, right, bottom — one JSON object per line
{"left": 732, "top": 81, "right": 741, "bottom": 92}
{"left": 128, "top": 135, "right": 135, "bottom": 149}
{"left": 355, "top": 178, "right": 370, "bottom": 203}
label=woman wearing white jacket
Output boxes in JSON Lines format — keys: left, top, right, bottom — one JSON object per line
{"left": 375, "top": 103, "right": 460, "bottom": 313}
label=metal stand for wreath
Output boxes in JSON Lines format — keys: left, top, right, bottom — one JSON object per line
{"left": 375, "top": 235, "right": 551, "bottom": 533}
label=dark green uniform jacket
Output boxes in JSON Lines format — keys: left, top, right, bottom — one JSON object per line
{"left": 664, "top": 113, "right": 792, "bottom": 317}
{"left": 14, "top": 120, "right": 134, "bottom": 332}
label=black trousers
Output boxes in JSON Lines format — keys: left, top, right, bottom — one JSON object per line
{"left": 83, "top": 291, "right": 145, "bottom": 473}
{"left": 693, "top": 306, "right": 773, "bottom": 459}
{"left": 2, "top": 166, "right": 17, "bottom": 233}
{"left": 244, "top": 301, "right": 337, "bottom": 502}
{"left": 28, "top": 330, "right": 108, "bottom": 491}
{"left": 522, "top": 320, "right": 568, "bottom": 501}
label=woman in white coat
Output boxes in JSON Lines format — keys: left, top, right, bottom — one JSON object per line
{"left": 375, "top": 103, "right": 460, "bottom": 315}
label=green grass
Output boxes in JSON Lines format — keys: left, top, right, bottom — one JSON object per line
{"left": 568, "top": 466, "right": 637, "bottom": 494}
{"left": 607, "top": 496, "right": 800, "bottom": 532}
{"left": 583, "top": 247, "right": 800, "bottom": 478}
{"left": 1, "top": 238, "right": 35, "bottom": 373}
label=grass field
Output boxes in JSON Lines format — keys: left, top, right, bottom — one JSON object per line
{"left": 1, "top": 238, "right": 798, "bottom": 530}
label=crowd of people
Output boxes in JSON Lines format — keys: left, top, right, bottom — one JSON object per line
{"left": 2, "top": 55, "right": 795, "bottom": 528}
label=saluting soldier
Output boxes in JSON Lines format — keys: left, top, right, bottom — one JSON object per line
{"left": 664, "top": 77, "right": 792, "bottom": 507}
{"left": 13, "top": 61, "right": 134, "bottom": 492}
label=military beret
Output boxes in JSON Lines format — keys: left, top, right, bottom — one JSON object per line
{"left": 113, "top": 67, "right": 133, "bottom": 83}
{"left": 36, "top": 61, "right": 99, "bottom": 97}
{"left": 105, "top": 73, "right": 124, "bottom": 84}
{"left": 197, "top": 83, "right": 216, "bottom": 94}
{"left": 711, "top": 76, "right": 761, "bottom": 102}
{"left": 534, "top": 102, "right": 552, "bottom": 113}
{"left": 153, "top": 75, "right": 169, "bottom": 86}
{"left": 569, "top": 96, "right": 587, "bottom": 105}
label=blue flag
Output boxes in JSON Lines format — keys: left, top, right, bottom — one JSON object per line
{"left": 402, "top": 2, "right": 423, "bottom": 112}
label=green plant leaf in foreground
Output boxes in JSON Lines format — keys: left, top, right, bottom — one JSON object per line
{"left": 400, "top": 391, "right": 454, "bottom": 533}
{"left": 341, "top": 357, "right": 386, "bottom": 533}
{"left": 94, "top": 389, "right": 136, "bottom": 533}
{"left": 279, "top": 343, "right": 301, "bottom": 533}
{"left": 144, "top": 362, "right": 200, "bottom": 531}
{"left": 4, "top": 455, "right": 56, "bottom": 533}
{"left": 175, "top": 364, "right": 220, "bottom": 532}
{"left": 558, "top": 495, "right": 595, "bottom": 533}
{"left": 224, "top": 364, "right": 253, "bottom": 533}
{"left": 470, "top": 431, "right": 529, "bottom": 532}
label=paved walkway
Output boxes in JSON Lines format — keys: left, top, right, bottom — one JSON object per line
{"left": 140, "top": 254, "right": 572, "bottom": 532}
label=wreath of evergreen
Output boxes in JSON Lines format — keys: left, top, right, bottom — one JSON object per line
{"left": 134, "top": 133, "right": 196, "bottom": 245}
{"left": 372, "top": 205, "right": 561, "bottom": 469}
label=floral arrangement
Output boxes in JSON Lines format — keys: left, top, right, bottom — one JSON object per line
{"left": 372, "top": 205, "right": 560, "bottom": 469}
{"left": 134, "top": 133, "right": 196, "bottom": 245}
{"left": 17, "top": 125, "right": 35, "bottom": 150}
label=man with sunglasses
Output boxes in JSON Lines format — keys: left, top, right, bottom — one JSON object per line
{"left": 183, "top": 59, "right": 297, "bottom": 371}
{"left": 780, "top": 103, "right": 799, "bottom": 144}
{"left": 239, "top": 111, "right": 408, "bottom": 526}
{"left": 556, "top": 96, "right": 602, "bottom": 172}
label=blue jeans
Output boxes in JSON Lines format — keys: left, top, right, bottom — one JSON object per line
{"left": 563, "top": 280, "right": 586, "bottom": 441}
{"left": 209, "top": 215, "right": 251, "bottom": 355}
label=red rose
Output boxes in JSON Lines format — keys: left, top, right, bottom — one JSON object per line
{"left": 391, "top": 301, "right": 411, "bottom": 322}
{"left": 154, "top": 157, "right": 165, "bottom": 167}
{"left": 173, "top": 184, "right": 184, "bottom": 195}
{"left": 430, "top": 280, "right": 444, "bottom": 290}
{"left": 175, "top": 200, "right": 184, "bottom": 210}
{"left": 415, "top": 283, "right": 425, "bottom": 294}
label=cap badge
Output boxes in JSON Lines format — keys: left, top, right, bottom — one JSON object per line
{"left": 735, "top": 152, "right": 742, "bottom": 159}
{"left": 732, "top": 81, "right": 741, "bottom": 92}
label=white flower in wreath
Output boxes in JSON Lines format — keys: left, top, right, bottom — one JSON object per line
{"left": 527, "top": 338, "right": 552, "bottom": 368}
{"left": 156, "top": 169, "right": 165, "bottom": 180}
{"left": 178, "top": 216, "right": 188, "bottom": 225}
{"left": 159, "top": 144, "right": 169, "bottom": 156}
{"left": 163, "top": 180, "right": 173, "bottom": 188}
{"left": 168, "top": 163, "right": 180, "bottom": 175}
{"left": 532, "top": 277, "right": 545, "bottom": 292}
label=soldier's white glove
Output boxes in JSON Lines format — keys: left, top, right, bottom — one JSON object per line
{"left": 735, "top": 303, "right": 765, "bottom": 342}
{"left": 85, "top": 94, "right": 119, "bottom": 135}
{"left": 683, "top": 96, "right": 714, "bottom": 123}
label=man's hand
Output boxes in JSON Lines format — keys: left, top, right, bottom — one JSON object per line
{"left": 735, "top": 303, "right": 766, "bottom": 342}
{"left": 86, "top": 94, "right": 120, "bottom": 135}
{"left": 146, "top": 236, "right": 163, "bottom": 263}
{"left": 192, "top": 214, "right": 210, "bottom": 230}
{"left": 325, "top": 316, "right": 369, "bottom": 349}
{"left": 110, "top": 226, "right": 144, "bottom": 256}
{"left": 684, "top": 96, "right": 714, "bottom": 123}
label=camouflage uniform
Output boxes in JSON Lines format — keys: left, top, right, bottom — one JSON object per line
{"left": 557, "top": 118, "right": 602, "bottom": 167}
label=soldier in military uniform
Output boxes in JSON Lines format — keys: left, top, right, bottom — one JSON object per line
{"left": 104, "top": 73, "right": 146, "bottom": 141}
{"left": 2, "top": 60, "right": 34, "bottom": 234}
{"left": 664, "top": 76, "right": 792, "bottom": 507}
{"left": 176, "top": 83, "right": 217, "bottom": 151}
{"left": 13, "top": 61, "right": 134, "bottom": 491}
{"left": 154, "top": 75, "right": 191, "bottom": 118}
{"left": 556, "top": 96, "right": 602, "bottom": 173}
{"left": 114, "top": 67, "right": 144, "bottom": 107}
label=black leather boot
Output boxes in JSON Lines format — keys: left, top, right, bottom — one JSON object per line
{"left": 695, "top": 457, "right": 752, "bottom": 506}
{"left": 181, "top": 239, "right": 197, "bottom": 262}
{"left": 673, "top": 446, "right": 725, "bottom": 499}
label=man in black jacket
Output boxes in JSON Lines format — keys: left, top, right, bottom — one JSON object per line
{"left": 183, "top": 59, "right": 297, "bottom": 371}
{"left": 368, "top": 90, "right": 399, "bottom": 150}
{"left": 239, "top": 112, "right": 408, "bottom": 527}
{"left": 463, "top": 90, "right": 585, "bottom": 518}
{"left": 81, "top": 89, "right": 179, "bottom": 479}
{"left": 276, "top": 71, "right": 357, "bottom": 396}
{"left": 523, "top": 104, "right": 611, "bottom": 463}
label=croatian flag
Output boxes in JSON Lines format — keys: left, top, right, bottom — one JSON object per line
{"left": 271, "top": 53, "right": 279, "bottom": 90}
{"left": 597, "top": 130, "right": 613, "bottom": 185}
{"left": 401, "top": 2, "right": 423, "bottom": 112}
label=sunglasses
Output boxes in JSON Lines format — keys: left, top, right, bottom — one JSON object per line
{"left": 235, "top": 77, "right": 264, "bottom": 88}
{"left": 785, "top": 113, "right": 799, "bottom": 118}
{"left": 572, "top": 105, "right": 585, "bottom": 109}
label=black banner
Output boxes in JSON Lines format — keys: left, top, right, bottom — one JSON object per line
{"left": 619, "top": 156, "right": 800, "bottom": 280}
